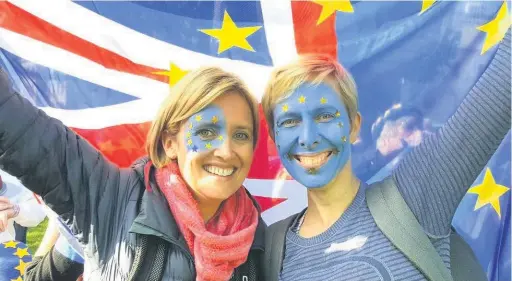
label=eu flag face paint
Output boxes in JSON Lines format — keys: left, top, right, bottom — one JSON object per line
{"left": 273, "top": 82, "right": 351, "bottom": 188}
{"left": 185, "top": 105, "right": 226, "bottom": 153}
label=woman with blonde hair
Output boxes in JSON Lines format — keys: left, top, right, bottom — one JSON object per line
{"left": 0, "top": 66, "right": 265, "bottom": 281}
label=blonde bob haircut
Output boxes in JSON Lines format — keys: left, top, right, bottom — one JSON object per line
{"left": 147, "top": 66, "right": 260, "bottom": 168}
{"left": 262, "top": 54, "right": 358, "bottom": 139}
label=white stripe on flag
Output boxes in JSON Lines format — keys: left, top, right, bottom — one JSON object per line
{"left": 39, "top": 98, "right": 164, "bottom": 129}
{"left": 260, "top": 0, "right": 298, "bottom": 66}
{"left": 10, "top": 0, "right": 274, "bottom": 99}
{"left": 0, "top": 27, "right": 168, "bottom": 100}
{"left": 244, "top": 179, "right": 307, "bottom": 225}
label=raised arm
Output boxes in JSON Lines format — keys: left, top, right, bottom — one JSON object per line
{"left": 0, "top": 68, "right": 129, "bottom": 252}
{"left": 392, "top": 33, "right": 511, "bottom": 237}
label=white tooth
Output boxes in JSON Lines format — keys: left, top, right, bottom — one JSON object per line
{"left": 204, "top": 165, "right": 234, "bottom": 176}
{"left": 297, "top": 152, "right": 330, "bottom": 165}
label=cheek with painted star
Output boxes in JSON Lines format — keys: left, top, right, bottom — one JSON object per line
{"left": 185, "top": 106, "right": 226, "bottom": 154}
{"left": 273, "top": 82, "right": 352, "bottom": 189}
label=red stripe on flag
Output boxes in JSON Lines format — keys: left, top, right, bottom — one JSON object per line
{"left": 71, "top": 123, "right": 151, "bottom": 168}
{"left": 247, "top": 105, "right": 285, "bottom": 180}
{"left": 292, "top": 1, "right": 338, "bottom": 58}
{"left": 0, "top": 2, "right": 168, "bottom": 84}
{"left": 254, "top": 196, "right": 287, "bottom": 213}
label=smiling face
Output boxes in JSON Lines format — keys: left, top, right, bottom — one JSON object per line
{"left": 165, "top": 92, "right": 255, "bottom": 201}
{"left": 273, "top": 82, "right": 354, "bottom": 188}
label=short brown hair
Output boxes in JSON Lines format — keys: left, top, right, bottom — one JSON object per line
{"left": 261, "top": 54, "right": 358, "bottom": 139}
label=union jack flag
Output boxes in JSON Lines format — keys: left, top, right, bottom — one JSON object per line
{"left": 0, "top": 1, "right": 510, "bottom": 280}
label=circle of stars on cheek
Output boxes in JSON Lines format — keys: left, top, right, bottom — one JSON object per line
{"left": 186, "top": 121, "right": 194, "bottom": 148}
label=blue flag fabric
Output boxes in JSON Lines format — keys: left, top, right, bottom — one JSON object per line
{"left": 0, "top": 241, "right": 31, "bottom": 281}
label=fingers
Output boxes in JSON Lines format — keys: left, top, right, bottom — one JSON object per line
{"left": 0, "top": 209, "right": 16, "bottom": 232}
{"left": 0, "top": 196, "right": 11, "bottom": 204}
{"left": 0, "top": 202, "right": 13, "bottom": 212}
{"left": 0, "top": 213, "right": 7, "bottom": 232}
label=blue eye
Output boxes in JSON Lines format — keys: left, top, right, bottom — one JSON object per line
{"left": 316, "top": 113, "right": 335, "bottom": 123}
{"left": 196, "top": 129, "right": 217, "bottom": 140}
{"left": 280, "top": 119, "right": 300, "bottom": 128}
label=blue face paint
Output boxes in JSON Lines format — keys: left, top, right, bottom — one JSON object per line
{"left": 185, "top": 105, "right": 226, "bottom": 152}
{"left": 273, "top": 82, "right": 351, "bottom": 188}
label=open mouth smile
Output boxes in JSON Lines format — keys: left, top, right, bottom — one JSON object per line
{"left": 203, "top": 165, "right": 237, "bottom": 177}
{"left": 293, "top": 151, "right": 333, "bottom": 170}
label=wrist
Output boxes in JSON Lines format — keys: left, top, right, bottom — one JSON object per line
{"left": 12, "top": 204, "right": 20, "bottom": 218}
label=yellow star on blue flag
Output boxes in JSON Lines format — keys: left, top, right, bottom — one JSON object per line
{"left": 199, "top": 10, "right": 262, "bottom": 54}
{"left": 1, "top": 241, "right": 32, "bottom": 281}
{"left": 468, "top": 168, "right": 510, "bottom": 218}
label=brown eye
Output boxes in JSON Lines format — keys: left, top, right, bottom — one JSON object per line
{"left": 280, "top": 119, "right": 300, "bottom": 128}
{"left": 316, "top": 113, "right": 335, "bottom": 123}
{"left": 234, "top": 132, "right": 250, "bottom": 141}
{"left": 196, "top": 129, "right": 217, "bottom": 140}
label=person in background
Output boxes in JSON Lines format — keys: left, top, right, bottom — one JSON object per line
{"left": 0, "top": 169, "right": 46, "bottom": 244}
{"left": 13, "top": 223, "right": 27, "bottom": 244}
{"left": 0, "top": 170, "right": 46, "bottom": 281}
{"left": 24, "top": 216, "right": 84, "bottom": 281}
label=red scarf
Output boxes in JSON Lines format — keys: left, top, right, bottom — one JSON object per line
{"left": 155, "top": 162, "right": 259, "bottom": 281}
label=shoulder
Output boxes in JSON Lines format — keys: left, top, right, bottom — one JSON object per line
{"left": 266, "top": 213, "right": 300, "bottom": 238}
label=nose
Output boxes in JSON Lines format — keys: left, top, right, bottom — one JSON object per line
{"left": 213, "top": 137, "right": 236, "bottom": 160}
{"left": 298, "top": 119, "right": 320, "bottom": 149}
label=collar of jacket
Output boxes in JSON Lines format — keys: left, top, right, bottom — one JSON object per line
{"left": 128, "top": 157, "right": 265, "bottom": 256}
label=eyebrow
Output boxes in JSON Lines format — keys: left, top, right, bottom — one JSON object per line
{"left": 193, "top": 122, "right": 221, "bottom": 130}
{"left": 313, "top": 105, "right": 339, "bottom": 112}
{"left": 233, "top": 124, "right": 253, "bottom": 132}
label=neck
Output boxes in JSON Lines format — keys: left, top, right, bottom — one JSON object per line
{"left": 300, "top": 160, "right": 360, "bottom": 237}
{"left": 195, "top": 196, "right": 223, "bottom": 222}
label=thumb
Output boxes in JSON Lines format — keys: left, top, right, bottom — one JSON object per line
{"left": 0, "top": 213, "right": 7, "bottom": 232}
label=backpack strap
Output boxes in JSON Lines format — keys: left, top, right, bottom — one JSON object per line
{"left": 127, "top": 234, "right": 170, "bottom": 281}
{"left": 450, "top": 230, "right": 488, "bottom": 281}
{"left": 264, "top": 215, "right": 297, "bottom": 281}
{"left": 366, "top": 177, "right": 453, "bottom": 281}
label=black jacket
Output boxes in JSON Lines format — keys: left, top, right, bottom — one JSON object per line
{"left": 0, "top": 69, "right": 265, "bottom": 281}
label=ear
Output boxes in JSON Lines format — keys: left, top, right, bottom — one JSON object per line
{"left": 162, "top": 131, "right": 178, "bottom": 160}
{"left": 349, "top": 112, "right": 362, "bottom": 144}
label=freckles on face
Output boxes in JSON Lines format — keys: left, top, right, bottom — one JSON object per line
{"left": 272, "top": 82, "right": 352, "bottom": 188}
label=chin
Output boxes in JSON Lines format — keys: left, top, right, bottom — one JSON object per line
{"left": 299, "top": 177, "right": 328, "bottom": 189}
{"left": 292, "top": 169, "right": 339, "bottom": 190}
{"left": 202, "top": 185, "right": 240, "bottom": 201}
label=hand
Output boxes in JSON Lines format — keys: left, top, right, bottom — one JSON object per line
{"left": 0, "top": 197, "right": 19, "bottom": 232}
